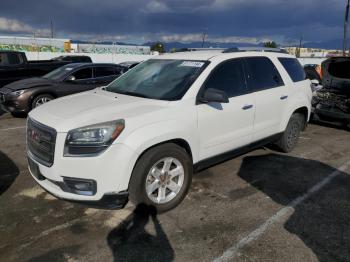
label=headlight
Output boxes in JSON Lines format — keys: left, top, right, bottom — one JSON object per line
{"left": 64, "top": 120, "right": 125, "bottom": 156}
{"left": 11, "top": 90, "right": 26, "bottom": 96}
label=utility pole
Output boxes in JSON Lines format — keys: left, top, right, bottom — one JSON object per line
{"left": 201, "top": 30, "right": 207, "bottom": 48}
{"left": 50, "top": 19, "right": 54, "bottom": 38}
{"left": 343, "top": 0, "right": 350, "bottom": 56}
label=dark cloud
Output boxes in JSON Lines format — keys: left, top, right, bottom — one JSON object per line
{"left": 0, "top": 0, "right": 345, "bottom": 44}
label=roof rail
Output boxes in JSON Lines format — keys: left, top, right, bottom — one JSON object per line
{"left": 223, "top": 47, "right": 288, "bottom": 54}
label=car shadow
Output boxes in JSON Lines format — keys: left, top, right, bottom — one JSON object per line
{"left": 107, "top": 203, "right": 174, "bottom": 262}
{"left": 236, "top": 153, "right": 350, "bottom": 261}
{"left": 0, "top": 151, "right": 20, "bottom": 196}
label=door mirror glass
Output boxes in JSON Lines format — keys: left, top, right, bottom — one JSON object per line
{"left": 200, "top": 88, "right": 229, "bottom": 104}
{"left": 66, "top": 75, "right": 76, "bottom": 82}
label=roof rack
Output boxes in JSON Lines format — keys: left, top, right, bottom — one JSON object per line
{"left": 223, "top": 47, "right": 288, "bottom": 54}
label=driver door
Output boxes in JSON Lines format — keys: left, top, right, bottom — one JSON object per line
{"left": 59, "top": 67, "right": 95, "bottom": 96}
{"left": 197, "top": 58, "right": 255, "bottom": 160}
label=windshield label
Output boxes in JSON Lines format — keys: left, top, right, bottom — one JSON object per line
{"left": 65, "top": 68, "right": 74, "bottom": 71}
{"left": 179, "top": 61, "right": 204, "bottom": 68}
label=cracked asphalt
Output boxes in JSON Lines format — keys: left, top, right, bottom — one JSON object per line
{"left": 0, "top": 111, "right": 350, "bottom": 262}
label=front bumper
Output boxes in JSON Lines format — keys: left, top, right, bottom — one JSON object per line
{"left": 27, "top": 134, "right": 139, "bottom": 208}
{"left": 0, "top": 90, "right": 30, "bottom": 113}
{"left": 312, "top": 104, "right": 350, "bottom": 122}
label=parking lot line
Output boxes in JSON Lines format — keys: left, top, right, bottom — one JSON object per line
{"left": 0, "top": 126, "right": 26, "bottom": 131}
{"left": 213, "top": 159, "right": 350, "bottom": 262}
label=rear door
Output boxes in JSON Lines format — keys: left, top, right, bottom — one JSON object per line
{"left": 243, "top": 56, "right": 289, "bottom": 141}
{"left": 197, "top": 58, "right": 255, "bottom": 160}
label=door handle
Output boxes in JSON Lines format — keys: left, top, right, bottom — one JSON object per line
{"left": 242, "top": 104, "right": 253, "bottom": 110}
{"left": 280, "top": 95, "right": 288, "bottom": 100}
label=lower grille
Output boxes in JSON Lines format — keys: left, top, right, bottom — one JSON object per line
{"left": 27, "top": 118, "right": 57, "bottom": 167}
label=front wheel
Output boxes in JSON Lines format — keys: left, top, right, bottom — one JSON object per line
{"left": 129, "top": 143, "right": 192, "bottom": 213}
{"left": 32, "top": 94, "right": 54, "bottom": 109}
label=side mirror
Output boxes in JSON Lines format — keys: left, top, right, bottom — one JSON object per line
{"left": 199, "top": 88, "right": 229, "bottom": 104}
{"left": 66, "top": 75, "right": 76, "bottom": 82}
{"left": 310, "top": 79, "right": 320, "bottom": 85}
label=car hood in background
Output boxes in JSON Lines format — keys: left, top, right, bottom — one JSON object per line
{"left": 2, "top": 77, "right": 55, "bottom": 91}
{"left": 29, "top": 88, "right": 170, "bottom": 132}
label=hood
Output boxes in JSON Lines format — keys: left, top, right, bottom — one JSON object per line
{"left": 29, "top": 88, "right": 170, "bottom": 132}
{"left": 322, "top": 57, "right": 350, "bottom": 95}
{"left": 4, "top": 77, "right": 54, "bottom": 91}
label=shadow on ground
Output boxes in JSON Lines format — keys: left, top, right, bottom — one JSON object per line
{"left": 237, "top": 153, "right": 350, "bottom": 262}
{"left": 107, "top": 203, "right": 174, "bottom": 262}
{"left": 0, "top": 151, "right": 20, "bottom": 196}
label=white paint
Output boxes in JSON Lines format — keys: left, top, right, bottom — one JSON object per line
{"left": 0, "top": 126, "right": 26, "bottom": 131}
{"left": 213, "top": 160, "right": 350, "bottom": 262}
{"left": 24, "top": 51, "right": 156, "bottom": 64}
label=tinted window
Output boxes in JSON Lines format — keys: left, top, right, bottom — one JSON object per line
{"left": 7, "top": 53, "right": 22, "bottom": 65}
{"left": 244, "top": 57, "right": 284, "bottom": 91}
{"left": 279, "top": 58, "right": 306, "bottom": 82}
{"left": 94, "top": 67, "right": 116, "bottom": 78}
{"left": 72, "top": 68, "right": 92, "bottom": 80}
{"left": 203, "top": 59, "right": 247, "bottom": 98}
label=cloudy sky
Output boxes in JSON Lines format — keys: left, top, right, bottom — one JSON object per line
{"left": 0, "top": 0, "right": 346, "bottom": 45}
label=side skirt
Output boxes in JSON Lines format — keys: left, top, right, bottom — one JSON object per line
{"left": 193, "top": 133, "right": 283, "bottom": 172}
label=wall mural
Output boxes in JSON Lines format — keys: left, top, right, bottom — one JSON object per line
{"left": 0, "top": 44, "right": 65, "bottom": 52}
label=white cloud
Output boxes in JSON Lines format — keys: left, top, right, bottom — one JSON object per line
{"left": 0, "top": 17, "right": 50, "bottom": 36}
{"left": 145, "top": 1, "right": 171, "bottom": 13}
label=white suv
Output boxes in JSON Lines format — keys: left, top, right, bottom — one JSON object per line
{"left": 27, "top": 48, "right": 312, "bottom": 212}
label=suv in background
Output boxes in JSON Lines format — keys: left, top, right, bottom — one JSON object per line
{"left": 27, "top": 48, "right": 312, "bottom": 212}
{"left": 0, "top": 63, "right": 124, "bottom": 115}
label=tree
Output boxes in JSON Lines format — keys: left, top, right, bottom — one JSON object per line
{"left": 151, "top": 42, "right": 165, "bottom": 53}
{"left": 263, "top": 41, "right": 278, "bottom": 48}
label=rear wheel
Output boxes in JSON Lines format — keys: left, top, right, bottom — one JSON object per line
{"left": 32, "top": 94, "right": 54, "bottom": 109}
{"left": 276, "top": 113, "right": 304, "bottom": 153}
{"left": 129, "top": 143, "right": 192, "bottom": 213}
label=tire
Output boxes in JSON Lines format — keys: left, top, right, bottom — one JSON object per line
{"left": 129, "top": 143, "right": 193, "bottom": 213}
{"left": 11, "top": 112, "right": 27, "bottom": 118}
{"left": 276, "top": 113, "right": 304, "bottom": 153}
{"left": 32, "top": 94, "right": 54, "bottom": 109}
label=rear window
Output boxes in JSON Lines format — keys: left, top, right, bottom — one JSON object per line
{"left": 278, "top": 58, "right": 306, "bottom": 82}
{"left": 244, "top": 57, "right": 284, "bottom": 91}
{"left": 328, "top": 60, "right": 350, "bottom": 79}
{"left": 94, "top": 67, "right": 117, "bottom": 77}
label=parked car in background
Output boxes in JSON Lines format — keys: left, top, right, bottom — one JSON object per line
{"left": 119, "top": 61, "right": 141, "bottom": 72}
{"left": 312, "top": 57, "right": 350, "bottom": 129}
{"left": 51, "top": 55, "right": 92, "bottom": 63}
{"left": 27, "top": 48, "right": 312, "bottom": 212}
{"left": 0, "top": 63, "right": 124, "bottom": 116}
{"left": 0, "top": 51, "right": 92, "bottom": 87}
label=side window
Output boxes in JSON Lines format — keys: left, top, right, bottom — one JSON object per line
{"left": 72, "top": 68, "right": 92, "bottom": 80}
{"left": 244, "top": 57, "right": 284, "bottom": 92}
{"left": 94, "top": 67, "right": 117, "bottom": 78}
{"left": 7, "top": 53, "right": 22, "bottom": 65}
{"left": 203, "top": 59, "right": 247, "bottom": 98}
{"left": 278, "top": 58, "right": 306, "bottom": 82}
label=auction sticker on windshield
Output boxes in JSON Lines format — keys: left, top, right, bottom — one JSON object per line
{"left": 179, "top": 61, "right": 205, "bottom": 67}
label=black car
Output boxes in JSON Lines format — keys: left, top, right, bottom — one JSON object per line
{"left": 0, "top": 63, "right": 125, "bottom": 116}
{"left": 0, "top": 51, "right": 92, "bottom": 87}
{"left": 312, "top": 57, "right": 350, "bottom": 129}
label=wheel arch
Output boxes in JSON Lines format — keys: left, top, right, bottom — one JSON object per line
{"left": 30, "top": 91, "right": 57, "bottom": 109}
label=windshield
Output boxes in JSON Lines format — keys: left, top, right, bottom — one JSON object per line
{"left": 106, "top": 59, "right": 207, "bottom": 100}
{"left": 42, "top": 65, "right": 76, "bottom": 80}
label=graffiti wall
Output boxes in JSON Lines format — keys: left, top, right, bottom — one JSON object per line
{"left": 77, "top": 44, "right": 151, "bottom": 55}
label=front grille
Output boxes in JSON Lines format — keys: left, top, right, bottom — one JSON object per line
{"left": 27, "top": 118, "right": 57, "bottom": 167}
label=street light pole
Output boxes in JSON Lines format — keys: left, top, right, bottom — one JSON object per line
{"left": 343, "top": 0, "right": 350, "bottom": 56}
